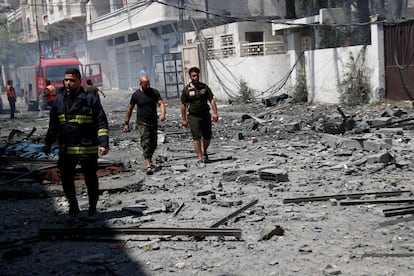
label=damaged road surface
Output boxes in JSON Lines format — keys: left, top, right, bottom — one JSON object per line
{"left": 0, "top": 92, "right": 414, "bottom": 275}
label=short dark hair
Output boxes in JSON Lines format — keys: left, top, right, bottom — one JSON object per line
{"left": 87, "top": 79, "right": 92, "bottom": 85}
{"left": 46, "top": 80, "right": 51, "bottom": 85}
{"left": 188, "top": 67, "right": 200, "bottom": 74}
{"left": 65, "top": 68, "right": 81, "bottom": 80}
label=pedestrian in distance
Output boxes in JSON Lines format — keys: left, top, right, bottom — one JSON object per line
{"left": 86, "top": 79, "right": 106, "bottom": 100}
{"left": 6, "top": 80, "right": 17, "bottom": 119}
{"left": 44, "top": 68, "right": 110, "bottom": 218}
{"left": 123, "top": 76, "right": 166, "bottom": 175}
{"left": 181, "top": 67, "right": 219, "bottom": 168}
{"left": 43, "top": 79, "right": 57, "bottom": 109}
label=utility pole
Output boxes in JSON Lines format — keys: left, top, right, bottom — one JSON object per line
{"left": 178, "top": 0, "right": 184, "bottom": 45}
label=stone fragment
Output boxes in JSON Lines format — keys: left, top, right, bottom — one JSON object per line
{"left": 362, "top": 140, "right": 381, "bottom": 152}
{"left": 366, "top": 151, "right": 394, "bottom": 164}
{"left": 323, "top": 264, "right": 342, "bottom": 275}
{"left": 259, "top": 168, "right": 289, "bottom": 182}
{"left": 222, "top": 169, "right": 245, "bottom": 181}
{"left": 259, "top": 224, "right": 284, "bottom": 240}
{"left": 369, "top": 117, "right": 393, "bottom": 127}
{"left": 170, "top": 165, "right": 187, "bottom": 172}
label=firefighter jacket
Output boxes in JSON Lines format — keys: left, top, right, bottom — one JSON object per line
{"left": 45, "top": 87, "right": 109, "bottom": 159}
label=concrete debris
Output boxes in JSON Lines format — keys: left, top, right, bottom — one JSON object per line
{"left": 323, "top": 264, "right": 342, "bottom": 275}
{"left": 3, "top": 92, "right": 414, "bottom": 275}
{"left": 259, "top": 224, "right": 284, "bottom": 240}
{"left": 258, "top": 168, "right": 289, "bottom": 182}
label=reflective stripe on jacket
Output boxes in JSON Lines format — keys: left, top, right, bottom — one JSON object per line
{"left": 45, "top": 87, "right": 109, "bottom": 158}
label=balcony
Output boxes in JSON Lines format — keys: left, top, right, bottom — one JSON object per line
{"left": 87, "top": 2, "right": 180, "bottom": 41}
{"left": 48, "top": 1, "right": 86, "bottom": 25}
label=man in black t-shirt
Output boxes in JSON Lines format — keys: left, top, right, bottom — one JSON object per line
{"left": 123, "top": 76, "right": 166, "bottom": 175}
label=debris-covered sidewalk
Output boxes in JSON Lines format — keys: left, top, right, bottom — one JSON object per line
{"left": 0, "top": 91, "right": 413, "bottom": 275}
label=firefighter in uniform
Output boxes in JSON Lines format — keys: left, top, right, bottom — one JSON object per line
{"left": 44, "top": 68, "right": 109, "bottom": 217}
{"left": 43, "top": 79, "right": 57, "bottom": 108}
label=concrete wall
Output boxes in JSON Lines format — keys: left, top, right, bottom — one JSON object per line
{"left": 304, "top": 23, "right": 385, "bottom": 104}
{"left": 206, "top": 54, "right": 292, "bottom": 101}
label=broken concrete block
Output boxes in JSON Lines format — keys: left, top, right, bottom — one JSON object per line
{"left": 366, "top": 151, "right": 394, "bottom": 164}
{"left": 170, "top": 165, "right": 187, "bottom": 172}
{"left": 362, "top": 140, "right": 381, "bottom": 152}
{"left": 259, "top": 224, "right": 284, "bottom": 240}
{"left": 236, "top": 174, "right": 259, "bottom": 183}
{"left": 286, "top": 122, "right": 301, "bottom": 132}
{"left": 376, "top": 128, "right": 404, "bottom": 135}
{"left": 369, "top": 117, "right": 393, "bottom": 127}
{"left": 321, "top": 134, "right": 340, "bottom": 148}
{"left": 259, "top": 168, "right": 289, "bottom": 182}
{"left": 196, "top": 186, "right": 214, "bottom": 196}
{"left": 340, "top": 138, "right": 363, "bottom": 150}
{"left": 222, "top": 169, "right": 245, "bottom": 182}
{"left": 323, "top": 264, "right": 342, "bottom": 275}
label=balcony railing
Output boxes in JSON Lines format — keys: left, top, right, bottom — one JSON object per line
{"left": 241, "top": 41, "right": 286, "bottom": 56}
{"left": 207, "top": 46, "right": 236, "bottom": 59}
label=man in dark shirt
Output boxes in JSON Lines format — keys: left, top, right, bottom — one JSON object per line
{"left": 123, "top": 76, "right": 166, "bottom": 175}
{"left": 45, "top": 68, "right": 109, "bottom": 217}
{"left": 181, "top": 67, "right": 218, "bottom": 168}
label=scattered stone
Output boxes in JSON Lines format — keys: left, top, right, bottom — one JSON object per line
{"left": 323, "top": 264, "right": 342, "bottom": 275}
{"left": 258, "top": 168, "right": 289, "bottom": 182}
{"left": 259, "top": 224, "right": 284, "bottom": 240}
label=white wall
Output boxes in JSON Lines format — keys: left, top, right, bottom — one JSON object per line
{"left": 206, "top": 54, "right": 292, "bottom": 101}
{"left": 304, "top": 23, "right": 385, "bottom": 104}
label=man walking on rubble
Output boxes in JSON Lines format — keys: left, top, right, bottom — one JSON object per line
{"left": 44, "top": 68, "right": 110, "bottom": 217}
{"left": 123, "top": 75, "right": 166, "bottom": 175}
{"left": 180, "top": 66, "right": 219, "bottom": 168}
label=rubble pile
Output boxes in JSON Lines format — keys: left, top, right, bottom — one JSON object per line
{"left": 0, "top": 93, "right": 413, "bottom": 275}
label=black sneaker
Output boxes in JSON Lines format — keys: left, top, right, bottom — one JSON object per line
{"left": 146, "top": 166, "right": 154, "bottom": 175}
{"left": 203, "top": 153, "right": 210, "bottom": 163}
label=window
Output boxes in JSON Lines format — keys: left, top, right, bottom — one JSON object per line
{"left": 162, "top": 24, "right": 176, "bottom": 34}
{"left": 245, "top": 32, "right": 263, "bottom": 43}
{"left": 128, "top": 33, "right": 139, "bottom": 42}
{"left": 114, "top": 36, "right": 125, "bottom": 45}
{"left": 107, "top": 39, "right": 113, "bottom": 47}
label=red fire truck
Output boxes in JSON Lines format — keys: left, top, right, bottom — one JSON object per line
{"left": 18, "top": 57, "right": 102, "bottom": 110}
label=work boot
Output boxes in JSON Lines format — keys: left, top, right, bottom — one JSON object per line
{"left": 88, "top": 205, "right": 97, "bottom": 216}
{"left": 69, "top": 203, "right": 80, "bottom": 217}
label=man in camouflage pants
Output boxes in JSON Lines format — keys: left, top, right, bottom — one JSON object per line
{"left": 123, "top": 76, "right": 166, "bottom": 175}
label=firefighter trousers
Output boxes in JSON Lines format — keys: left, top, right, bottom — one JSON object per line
{"left": 58, "top": 155, "right": 99, "bottom": 210}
